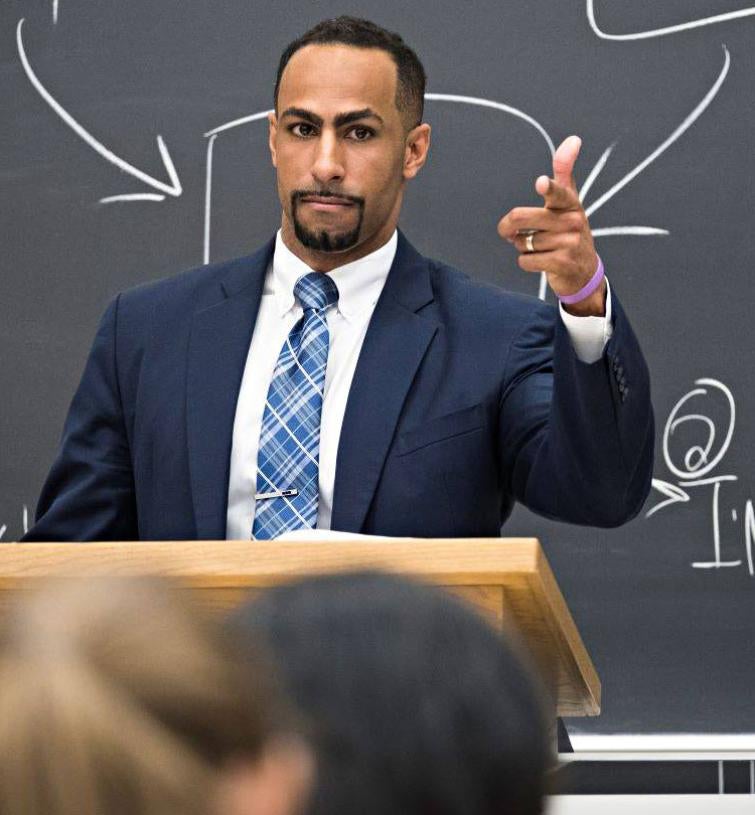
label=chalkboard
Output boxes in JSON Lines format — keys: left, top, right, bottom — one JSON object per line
{"left": 2, "top": 0, "right": 754, "bottom": 740}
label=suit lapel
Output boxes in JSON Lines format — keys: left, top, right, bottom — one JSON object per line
{"left": 330, "top": 230, "right": 438, "bottom": 532}
{"left": 186, "top": 238, "right": 274, "bottom": 539}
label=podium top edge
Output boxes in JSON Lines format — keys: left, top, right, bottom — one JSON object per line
{"left": 0, "top": 538, "right": 543, "bottom": 585}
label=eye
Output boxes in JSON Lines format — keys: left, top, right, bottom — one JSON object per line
{"left": 347, "top": 126, "right": 375, "bottom": 141}
{"left": 289, "top": 122, "right": 316, "bottom": 138}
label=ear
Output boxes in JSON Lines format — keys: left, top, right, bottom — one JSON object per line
{"left": 268, "top": 111, "right": 278, "bottom": 169}
{"left": 403, "top": 123, "right": 431, "bottom": 181}
{"left": 213, "top": 738, "right": 314, "bottom": 815}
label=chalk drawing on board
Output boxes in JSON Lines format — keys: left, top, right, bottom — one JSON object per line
{"left": 423, "top": 93, "right": 556, "bottom": 154}
{"left": 0, "top": 505, "right": 29, "bottom": 543}
{"left": 587, "top": 0, "right": 755, "bottom": 41}
{"left": 203, "top": 133, "right": 219, "bottom": 268}
{"left": 647, "top": 379, "right": 754, "bottom": 576}
{"left": 582, "top": 45, "right": 730, "bottom": 220}
{"left": 16, "top": 18, "right": 183, "bottom": 203}
{"left": 100, "top": 194, "right": 167, "bottom": 204}
{"left": 203, "top": 109, "right": 274, "bottom": 265}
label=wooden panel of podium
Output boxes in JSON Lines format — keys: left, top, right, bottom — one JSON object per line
{"left": 0, "top": 537, "right": 600, "bottom": 718}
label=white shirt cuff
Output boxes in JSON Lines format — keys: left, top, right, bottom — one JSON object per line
{"left": 558, "top": 276, "right": 613, "bottom": 364}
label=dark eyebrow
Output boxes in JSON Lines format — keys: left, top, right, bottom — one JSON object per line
{"left": 333, "top": 108, "right": 385, "bottom": 128}
{"left": 280, "top": 107, "right": 322, "bottom": 126}
{"left": 280, "top": 107, "right": 384, "bottom": 128}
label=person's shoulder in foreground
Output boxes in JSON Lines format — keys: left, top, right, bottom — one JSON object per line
{"left": 0, "top": 574, "right": 312, "bottom": 815}
{"left": 229, "top": 570, "right": 552, "bottom": 815}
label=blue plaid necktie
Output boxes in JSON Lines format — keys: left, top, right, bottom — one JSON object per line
{"left": 251, "top": 271, "right": 339, "bottom": 539}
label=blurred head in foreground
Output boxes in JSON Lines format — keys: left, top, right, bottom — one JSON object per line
{"left": 230, "top": 571, "right": 551, "bottom": 815}
{"left": 0, "top": 576, "right": 313, "bottom": 815}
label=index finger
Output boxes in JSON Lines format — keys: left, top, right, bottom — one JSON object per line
{"left": 535, "top": 175, "right": 581, "bottom": 211}
{"left": 497, "top": 206, "right": 574, "bottom": 240}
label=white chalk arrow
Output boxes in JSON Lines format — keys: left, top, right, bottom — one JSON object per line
{"left": 587, "top": 0, "right": 755, "bottom": 41}
{"left": 17, "top": 18, "right": 182, "bottom": 203}
{"left": 646, "top": 478, "right": 691, "bottom": 518}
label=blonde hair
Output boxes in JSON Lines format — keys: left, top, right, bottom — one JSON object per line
{"left": 0, "top": 576, "right": 292, "bottom": 815}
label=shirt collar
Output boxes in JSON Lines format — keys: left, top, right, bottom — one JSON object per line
{"left": 271, "top": 228, "right": 398, "bottom": 321}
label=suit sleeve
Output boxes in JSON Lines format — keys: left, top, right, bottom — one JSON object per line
{"left": 498, "top": 289, "right": 655, "bottom": 527}
{"left": 22, "top": 295, "right": 138, "bottom": 541}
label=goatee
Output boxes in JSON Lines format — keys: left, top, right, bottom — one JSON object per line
{"left": 291, "top": 192, "right": 365, "bottom": 252}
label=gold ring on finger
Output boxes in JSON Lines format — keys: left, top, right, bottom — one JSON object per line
{"left": 525, "top": 232, "right": 536, "bottom": 253}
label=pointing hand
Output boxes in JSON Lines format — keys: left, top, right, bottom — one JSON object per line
{"left": 497, "top": 136, "right": 605, "bottom": 316}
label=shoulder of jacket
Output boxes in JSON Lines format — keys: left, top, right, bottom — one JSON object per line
{"left": 115, "top": 255, "right": 249, "bottom": 311}
{"left": 425, "top": 255, "right": 556, "bottom": 322}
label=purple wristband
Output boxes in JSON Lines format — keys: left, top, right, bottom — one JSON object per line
{"left": 558, "top": 255, "right": 604, "bottom": 305}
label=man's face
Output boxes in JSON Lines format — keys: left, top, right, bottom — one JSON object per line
{"left": 268, "top": 44, "right": 428, "bottom": 264}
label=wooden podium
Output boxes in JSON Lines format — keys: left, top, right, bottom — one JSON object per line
{"left": 0, "top": 537, "right": 599, "bottom": 718}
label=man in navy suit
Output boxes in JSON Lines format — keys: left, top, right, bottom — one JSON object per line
{"left": 23, "top": 16, "right": 654, "bottom": 543}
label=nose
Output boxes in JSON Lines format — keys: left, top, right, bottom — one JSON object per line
{"left": 310, "top": 129, "right": 345, "bottom": 185}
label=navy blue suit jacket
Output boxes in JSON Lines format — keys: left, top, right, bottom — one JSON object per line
{"left": 24, "top": 229, "right": 654, "bottom": 541}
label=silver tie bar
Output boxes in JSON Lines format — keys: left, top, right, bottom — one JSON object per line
{"left": 255, "top": 488, "right": 299, "bottom": 500}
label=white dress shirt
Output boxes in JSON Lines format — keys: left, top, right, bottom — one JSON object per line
{"left": 225, "top": 229, "right": 613, "bottom": 539}
{"left": 226, "top": 229, "right": 397, "bottom": 539}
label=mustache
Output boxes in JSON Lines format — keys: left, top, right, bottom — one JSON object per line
{"left": 292, "top": 190, "right": 365, "bottom": 206}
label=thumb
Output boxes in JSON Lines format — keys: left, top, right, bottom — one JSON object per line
{"left": 552, "top": 135, "right": 582, "bottom": 192}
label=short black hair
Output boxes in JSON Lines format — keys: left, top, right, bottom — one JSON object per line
{"left": 274, "top": 16, "right": 426, "bottom": 132}
{"left": 230, "top": 571, "right": 551, "bottom": 815}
